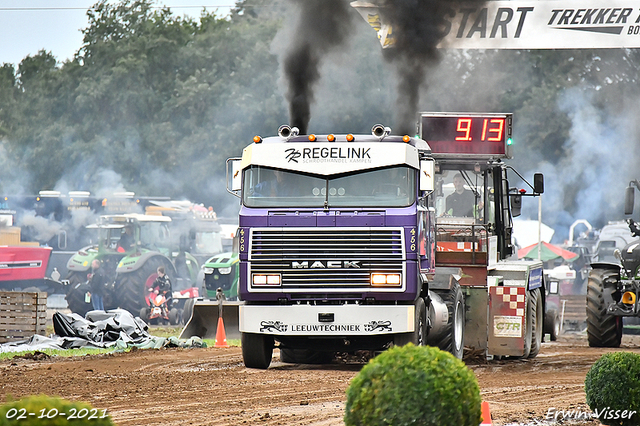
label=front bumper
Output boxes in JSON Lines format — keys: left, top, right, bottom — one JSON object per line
{"left": 239, "top": 304, "right": 415, "bottom": 336}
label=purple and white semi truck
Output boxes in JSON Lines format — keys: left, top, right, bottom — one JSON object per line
{"left": 226, "top": 124, "right": 457, "bottom": 369}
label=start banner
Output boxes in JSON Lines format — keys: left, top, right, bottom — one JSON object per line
{"left": 351, "top": 1, "right": 640, "bottom": 49}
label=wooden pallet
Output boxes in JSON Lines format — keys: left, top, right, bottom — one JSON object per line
{"left": 0, "top": 291, "right": 47, "bottom": 343}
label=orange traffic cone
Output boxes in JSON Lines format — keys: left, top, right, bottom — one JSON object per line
{"left": 214, "top": 316, "right": 229, "bottom": 348}
{"left": 480, "top": 401, "right": 493, "bottom": 425}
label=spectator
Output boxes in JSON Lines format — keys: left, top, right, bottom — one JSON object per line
{"left": 88, "top": 259, "right": 107, "bottom": 311}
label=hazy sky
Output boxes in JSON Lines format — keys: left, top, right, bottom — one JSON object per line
{"left": 0, "top": 0, "right": 234, "bottom": 66}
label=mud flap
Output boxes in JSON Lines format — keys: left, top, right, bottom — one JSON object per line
{"left": 179, "top": 299, "right": 241, "bottom": 340}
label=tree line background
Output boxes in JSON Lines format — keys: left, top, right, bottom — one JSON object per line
{"left": 1, "top": 0, "right": 639, "bottom": 238}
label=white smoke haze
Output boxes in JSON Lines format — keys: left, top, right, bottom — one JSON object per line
{"left": 518, "top": 88, "right": 640, "bottom": 243}
{"left": 19, "top": 210, "right": 63, "bottom": 242}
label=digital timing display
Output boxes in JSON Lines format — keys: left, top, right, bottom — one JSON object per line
{"left": 419, "top": 113, "right": 512, "bottom": 158}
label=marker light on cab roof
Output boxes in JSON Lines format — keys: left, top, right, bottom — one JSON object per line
{"left": 253, "top": 135, "right": 262, "bottom": 143}
{"left": 327, "top": 134, "right": 335, "bottom": 142}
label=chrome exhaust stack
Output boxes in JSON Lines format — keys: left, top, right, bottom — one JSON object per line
{"left": 278, "top": 125, "right": 299, "bottom": 141}
{"left": 371, "top": 124, "right": 391, "bottom": 140}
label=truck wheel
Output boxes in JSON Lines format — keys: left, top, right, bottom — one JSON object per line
{"left": 280, "top": 349, "right": 333, "bottom": 364}
{"left": 544, "top": 309, "right": 560, "bottom": 341}
{"left": 65, "top": 271, "right": 92, "bottom": 316}
{"left": 393, "top": 297, "right": 427, "bottom": 347}
{"left": 586, "top": 268, "right": 622, "bottom": 348}
{"left": 522, "top": 289, "right": 534, "bottom": 358}
{"left": 430, "top": 282, "right": 465, "bottom": 359}
{"left": 169, "top": 308, "right": 181, "bottom": 325}
{"left": 528, "top": 288, "right": 544, "bottom": 358}
{"left": 116, "top": 256, "right": 173, "bottom": 315}
{"left": 241, "top": 332, "right": 274, "bottom": 369}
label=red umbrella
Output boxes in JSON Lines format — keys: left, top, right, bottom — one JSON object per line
{"left": 518, "top": 241, "right": 579, "bottom": 262}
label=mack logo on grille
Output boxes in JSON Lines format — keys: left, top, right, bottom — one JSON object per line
{"left": 292, "top": 260, "right": 361, "bottom": 269}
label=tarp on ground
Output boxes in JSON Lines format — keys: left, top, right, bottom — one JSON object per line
{"left": 0, "top": 309, "right": 205, "bottom": 354}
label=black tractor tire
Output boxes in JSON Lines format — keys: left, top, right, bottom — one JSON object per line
{"left": 586, "top": 268, "right": 623, "bottom": 348}
{"left": 280, "top": 349, "right": 333, "bottom": 364}
{"left": 169, "top": 308, "right": 182, "bottom": 325}
{"left": 522, "top": 289, "right": 534, "bottom": 358}
{"left": 544, "top": 309, "right": 561, "bottom": 342}
{"left": 528, "top": 288, "right": 544, "bottom": 358}
{"left": 241, "top": 332, "right": 274, "bottom": 369}
{"left": 139, "top": 307, "right": 150, "bottom": 323}
{"left": 393, "top": 297, "right": 427, "bottom": 347}
{"left": 430, "top": 282, "right": 465, "bottom": 359}
{"left": 115, "top": 256, "right": 174, "bottom": 316}
{"left": 65, "top": 271, "right": 92, "bottom": 316}
{"left": 183, "top": 298, "right": 195, "bottom": 324}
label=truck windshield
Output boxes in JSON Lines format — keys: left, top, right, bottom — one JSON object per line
{"left": 243, "top": 166, "right": 415, "bottom": 208}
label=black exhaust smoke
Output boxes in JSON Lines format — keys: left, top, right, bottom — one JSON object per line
{"left": 374, "top": 0, "right": 488, "bottom": 134}
{"left": 282, "top": 0, "right": 353, "bottom": 134}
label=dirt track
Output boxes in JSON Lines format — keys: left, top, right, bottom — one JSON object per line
{"left": 2, "top": 332, "right": 640, "bottom": 426}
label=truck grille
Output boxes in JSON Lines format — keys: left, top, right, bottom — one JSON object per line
{"left": 249, "top": 228, "right": 405, "bottom": 289}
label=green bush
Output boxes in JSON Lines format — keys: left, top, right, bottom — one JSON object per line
{"left": 0, "top": 395, "right": 114, "bottom": 426}
{"left": 585, "top": 352, "right": 640, "bottom": 426}
{"left": 344, "top": 344, "right": 482, "bottom": 426}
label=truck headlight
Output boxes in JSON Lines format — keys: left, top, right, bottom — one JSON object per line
{"left": 204, "top": 267, "right": 214, "bottom": 274}
{"left": 218, "top": 267, "right": 232, "bottom": 275}
{"left": 253, "top": 274, "right": 281, "bottom": 286}
{"left": 371, "top": 273, "right": 401, "bottom": 286}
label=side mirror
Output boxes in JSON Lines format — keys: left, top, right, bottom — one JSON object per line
{"left": 511, "top": 193, "right": 522, "bottom": 217}
{"left": 226, "top": 158, "right": 242, "bottom": 197}
{"left": 625, "top": 186, "right": 635, "bottom": 215}
{"left": 419, "top": 160, "right": 435, "bottom": 192}
{"left": 232, "top": 231, "right": 240, "bottom": 255}
{"left": 534, "top": 173, "right": 544, "bottom": 194}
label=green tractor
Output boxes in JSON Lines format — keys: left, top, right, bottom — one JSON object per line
{"left": 200, "top": 252, "right": 239, "bottom": 301}
{"left": 180, "top": 252, "right": 240, "bottom": 340}
{"left": 65, "top": 214, "right": 200, "bottom": 317}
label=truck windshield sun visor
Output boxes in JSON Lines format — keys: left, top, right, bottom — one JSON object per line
{"left": 242, "top": 166, "right": 416, "bottom": 208}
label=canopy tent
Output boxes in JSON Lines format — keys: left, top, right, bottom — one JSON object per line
{"left": 512, "top": 219, "right": 555, "bottom": 248}
{"left": 518, "top": 241, "right": 579, "bottom": 263}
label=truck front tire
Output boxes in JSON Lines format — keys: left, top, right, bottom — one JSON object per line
{"left": 242, "top": 332, "right": 274, "bottom": 369}
{"left": 586, "top": 268, "right": 623, "bottom": 348}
